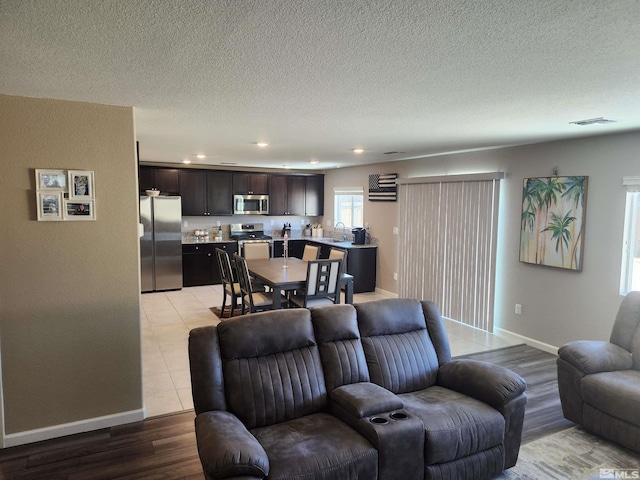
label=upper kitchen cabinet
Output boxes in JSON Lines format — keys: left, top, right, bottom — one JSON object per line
{"left": 179, "top": 170, "right": 233, "bottom": 216}
{"left": 269, "top": 175, "right": 306, "bottom": 216}
{"left": 305, "top": 175, "right": 324, "bottom": 216}
{"left": 233, "top": 173, "right": 268, "bottom": 195}
{"left": 269, "top": 174, "right": 324, "bottom": 216}
{"left": 139, "top": 166, "right": 180, "bottom": 195}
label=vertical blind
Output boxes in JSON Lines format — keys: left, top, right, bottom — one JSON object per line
{"left": 398, "top": 174, "right": 502, "bottom": 331}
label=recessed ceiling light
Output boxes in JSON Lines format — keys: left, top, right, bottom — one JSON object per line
{"left": 569, "top": 117, "right": 617, "bottom": 126}
{"left": 283, "top": 164, "right": 291, "bottom": 169}
{"left": 309, "top": 159, "right": 319, "bottom": 164}
{"left": 196, "top": 154, "right": 206, "bottom": 159}
{"left": 183, "top": 159, "right": 191, "bottom": 164}
{"left": 353, "top": 148, "right": 364, "bottom": 154}
{"left": 255, "top": 142, "right": 269, "bottom": 147}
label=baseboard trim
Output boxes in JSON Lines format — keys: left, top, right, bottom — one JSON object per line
{"left": 2, "top": 408, "right": 145, "bottom": 448}
{"left": 495, "top": 327, "right": 559, "bottom": 355}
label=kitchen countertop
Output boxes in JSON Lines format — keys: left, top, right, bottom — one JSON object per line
{"left": 182, "top": 236, "right": 376, "bottom": 248}
{"left": 275, "top": 237, "right": 377, "bottom": 249}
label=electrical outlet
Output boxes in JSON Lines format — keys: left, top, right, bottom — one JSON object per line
{"left": 515, "top": 304, "right": 522, "bottom": 315}
{"left": 270, "top": 219, "right": 275, "bottom": 225}
{"left": 216, "top": 220, "right": 221, "bottom": 227}
{"left": 365, "top": 222, "right": 370, "bottom": 229}
{"left": 393, "top": 272, "right": 398, "bottom": 281}
{"left": 392, "top": 226, "right": 399, "bottom": 235}
{"left": 183, "top": 220, "right": 188, "bottom": 228}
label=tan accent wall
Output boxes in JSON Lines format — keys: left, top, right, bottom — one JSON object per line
{"left": 0, "top": 94, "right": 141, "bottom": 434}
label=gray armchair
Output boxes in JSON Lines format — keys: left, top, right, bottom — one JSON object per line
{"left": 557, "top": 291, "right": 640, "bottom": 452}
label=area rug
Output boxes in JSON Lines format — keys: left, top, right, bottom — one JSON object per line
{"left": 494, "top": 426, "right": 640, "bottom": 479}
{"left": 209, "top": 306, "right": 243, "bottom": 319}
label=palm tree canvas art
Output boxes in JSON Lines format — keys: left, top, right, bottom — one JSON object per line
{"left": 520, "top": 176, "right": 588, "bottom": 271}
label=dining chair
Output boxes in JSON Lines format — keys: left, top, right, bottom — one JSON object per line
{"left": 302, "top": 244, "right": 320, "bottom": 262}
{"left": 328, "top": 248, "right": 350, "bottom": 304}
{"left": 242, "top": 242, "right": 270, "bottom": 260}
{"left": 233, "top": 254, "right": 285, "bottom": 313}
{"left": 215, "top": 248, "right": 241, "bottom": 318}
{"left": 289, "top": 259, "right": 342, "bottom": 308}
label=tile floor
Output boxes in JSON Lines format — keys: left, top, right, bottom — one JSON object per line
{"left": 141, "top": 286, "right": 520, "bottom": 417}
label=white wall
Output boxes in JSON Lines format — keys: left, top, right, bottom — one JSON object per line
{"left": 324, "top": 131, "right": 640, "bottom": 348}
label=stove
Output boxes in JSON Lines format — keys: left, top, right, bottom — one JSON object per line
{"left": 230, "top": 223, "right": 274, "bottom": 256}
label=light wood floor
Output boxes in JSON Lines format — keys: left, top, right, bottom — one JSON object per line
{"left": 0, "top": 344, "right": 566, "bottom": 480}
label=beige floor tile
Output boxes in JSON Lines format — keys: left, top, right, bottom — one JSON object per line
{"left": 142, "top": 352, "right": 169, "bottom": 376}
{"left": 170, "top": 369, "right": 192, "bottom": 390}
{"left": 160, "top": 342, "right": 190, "bottom": 372}
{"left": 177, "top": 388, "right": 194, "bottom": 410}
{"left": 144, "top": 390, "right": 183, "bottom": 418}
{"left": 144, "top": 372, "right": 175, "bottom": 396}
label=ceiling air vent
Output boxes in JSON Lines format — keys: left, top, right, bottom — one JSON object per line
{"left": 570, "top": 117, "right": 617, "bottom": 126}
{"left": 383, "top": 151, "right": 406, "bottom": 155}
{"left": 220, "top": 162, "right": 237, "bottom": 165}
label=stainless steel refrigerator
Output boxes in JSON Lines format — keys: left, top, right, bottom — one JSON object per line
{"left": 140, "top": 196, "right": 183, "bottom": 292}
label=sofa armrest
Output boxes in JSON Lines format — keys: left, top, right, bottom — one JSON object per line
{"left": 330, "top": 382, "right": 403, "bottom": 418}
{"left": 437, "top": 359, "right": 526, "bottom": 409}
{"left": 558, "top": 340, "right": 633, "bottom": 374}
{"left": 330, "top": 383, "right": 424, "bottom": 480}
{"left": 195, "top": 411, "right": 269, "bottom": 479}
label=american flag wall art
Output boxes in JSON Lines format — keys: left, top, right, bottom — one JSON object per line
{"left": 368, "top": 173, "right": 397, "bottom": 201}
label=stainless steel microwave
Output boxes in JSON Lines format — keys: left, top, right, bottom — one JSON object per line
{"left": 233, "top": 194, "right": 269, "bottom": 215}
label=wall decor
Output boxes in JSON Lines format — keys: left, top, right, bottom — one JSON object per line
{"left": 37, "top": 192, "right": 64, "bottom": 221}
{"left": 368, "top": 173, "right": 397, "bottom": 201}
{"left": 68, "top": 170, "right": 94, "bottom": 199}
{"left": 520, "top": 176, "right": 588, "bottom": 271}
{"left": 64, "top": 200, "right": 95, "bottom": 220}
{"left": 36, "top": 169, "right": 67, "bottom": 191}
{"left": 35, "top": 168, "right": 96, "bottom": 221}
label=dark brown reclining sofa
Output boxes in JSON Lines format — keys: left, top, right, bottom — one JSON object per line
{"left": 189, "top": 298, "right": 527, "bottom": 480}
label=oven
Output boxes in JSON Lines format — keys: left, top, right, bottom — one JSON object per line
{"left": 230, "top": 223, "right": 273, "bottom": 257}
{"left": 234, "top": 194, "right": 269, "bottom": 215}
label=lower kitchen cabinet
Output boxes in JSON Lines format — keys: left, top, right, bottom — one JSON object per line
{"left": 182, "top": 242, "right": 237, "bottom": 287}
{"left": 273, "top": 240, "right": 377, "bottom": 293}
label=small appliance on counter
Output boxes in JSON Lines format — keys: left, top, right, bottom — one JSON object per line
{"left": 352, "top": 227, "right": 367, "bottom": 245}
{"left": 281, "top": 223, "right": 291, "bottom": 237}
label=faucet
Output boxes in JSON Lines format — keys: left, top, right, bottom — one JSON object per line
{"left": 334, "top": 222, "right": 348, "bottom": 241}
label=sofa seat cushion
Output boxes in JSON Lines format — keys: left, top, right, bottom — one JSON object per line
{"left": 582, "top": 370, "right": 640, "bottom": 425}
{"left": 400, "top": 386, "right": 505, "bottom": 465}
{"left": 250, "top": 412, "right": 378, "bottom": 480}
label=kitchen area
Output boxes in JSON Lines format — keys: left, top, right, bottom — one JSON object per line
{"left": 138, "top": 164, "right": 380, "bottom": 417}
{"left": 139, "top": 165, "right": 378, "bottom": 295}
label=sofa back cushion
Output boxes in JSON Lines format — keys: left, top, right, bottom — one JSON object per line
{"left": 356, "top": 299, "right": 440, "bottom": 394}
{"left": 610, "top": 291, "right": 640, "bottom": 369}
{"left": 311, "top": 304, "right": 370, "bottom": 391}
{"left": 217, "top": 309, "right": 327, "bottom": 429}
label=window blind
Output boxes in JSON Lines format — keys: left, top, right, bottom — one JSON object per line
{"left": 398, "top": 175, "right": 501, "bottom": 331}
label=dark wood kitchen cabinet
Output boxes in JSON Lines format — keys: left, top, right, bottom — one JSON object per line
{"left": 179, "top": 170, "right": 233, "bottom": 216}
{"left": 269, "top": 174, "right": 323, "bottom": 216}
{"left": 182, "top": 242, "right": 237, "bottom": 286}
{"left": 232, "top": 173, "right": 268, "bottom": 195}
{"left": 269, "top": 175, "right": 306, "bottom": 216}
{"left": 305, "top": 175, "right": 324, "bottom": 216}
{"left": 139, "top": 166, "right": 180, "bottom": 195}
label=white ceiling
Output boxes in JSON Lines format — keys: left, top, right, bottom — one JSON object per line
{"left": 2, "top": 1, "right": 640, "bottom": 171}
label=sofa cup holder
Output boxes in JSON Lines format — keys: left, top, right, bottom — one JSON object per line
{"left": 389, "top": 411, "right": 408, "bottom": 421}
{"left": 369, "top": 416, "right": 389, "bottom": 425}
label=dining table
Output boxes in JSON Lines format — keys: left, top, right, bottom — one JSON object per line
{"left": 246, "top": 257, "right": 354, "bottom": 309}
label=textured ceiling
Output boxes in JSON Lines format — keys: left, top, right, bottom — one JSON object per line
{"left": 2, "top": 1, "right": 640, "bottom": 170}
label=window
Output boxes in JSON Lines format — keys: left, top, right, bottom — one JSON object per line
{"left": 620, "top": 177, "right": 640, "bottom": 294}
{"left": 334, "top": 187, "right": 363, "bottom": 228}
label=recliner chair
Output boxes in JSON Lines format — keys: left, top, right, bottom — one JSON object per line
{"left": 557, "top": 291, "right": 640, "bottom": 453}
